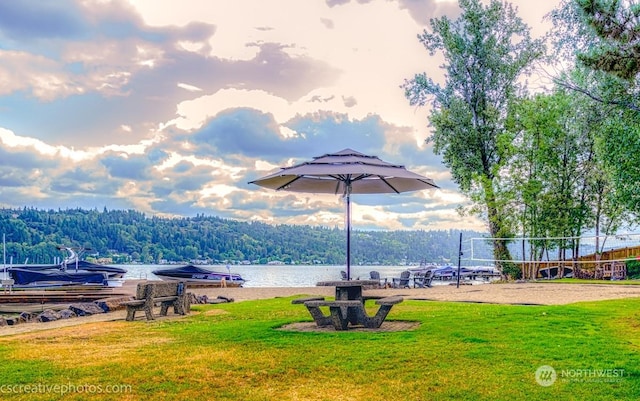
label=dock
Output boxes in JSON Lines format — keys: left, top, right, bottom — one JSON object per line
{"left": 0, "top": 282, "right": 136, "bottom": 315}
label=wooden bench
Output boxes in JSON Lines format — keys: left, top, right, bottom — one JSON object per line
{"left": 293, "top": 295, "right": 403, "bottom": 330}
{"left": 122, "top": 281, "right": 190, "bottom": 321}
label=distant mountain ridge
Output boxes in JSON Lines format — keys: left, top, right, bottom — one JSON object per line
{"left": 0, "top": 207, "right": 490, "bottom": 265}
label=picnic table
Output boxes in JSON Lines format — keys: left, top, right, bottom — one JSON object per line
{"left": 292, "top": 280, "right": 403, "bottom": 330}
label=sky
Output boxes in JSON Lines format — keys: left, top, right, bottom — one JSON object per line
{"left": 0, "top": 0, "right": 559, "bottom": 233}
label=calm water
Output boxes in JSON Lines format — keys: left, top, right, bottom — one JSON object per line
{"left": 122, "top": 264, "right": 425, "bottom": 287}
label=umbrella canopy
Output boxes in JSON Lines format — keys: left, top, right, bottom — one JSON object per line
{"left": 249, "top": 149, "right": 439, "bottom": 279}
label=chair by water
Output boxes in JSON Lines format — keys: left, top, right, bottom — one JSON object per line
{"left": 369, "top": 271, "right": 388, "bottom": 288}
{"left": 392, "top": 270, "right": 411, "bottom": 288}
{"left": 413, "top": 270, "right": 434, "bottom": 288}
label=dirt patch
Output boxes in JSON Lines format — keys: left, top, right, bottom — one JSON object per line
{"left": 279, "top": 320, "right": 420, "bottom": 332}
{"left": 202, "top": 309, "right": 229, "bottom": 316}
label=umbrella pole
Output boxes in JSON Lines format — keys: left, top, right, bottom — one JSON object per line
{"left": 346, "top": 193, "right": 351, "bottom": 280}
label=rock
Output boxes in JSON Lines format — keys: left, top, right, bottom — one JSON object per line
{"left": 69, "top": 303, "right": 105, "bottom": 316}
{"left": 208, "top": 295, "right": 234, "bottom": 304}
{"left": 188, "top": 293, "right": 201, "bottom": 304}
{"left": 188, "top": 293, "right": 225, "bottom": 305}
{"left": 37, "top": 309, "right": 61, "bottom": 323}
{"left": 0, "top": 317, "right": 6, "bottom": 326}
{"left": 19, "top": 312, "right": 35, "bottom": 323}
{"left": 58, "top": 309, "right": 76, "bottom": 319}
{"left": 6, "top": 318, "right": 18, "bottom": 326}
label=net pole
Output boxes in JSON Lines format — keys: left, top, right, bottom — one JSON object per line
{"left": 456, "top": 232, "right": 462, "bottom": 288}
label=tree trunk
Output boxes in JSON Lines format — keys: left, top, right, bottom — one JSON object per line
{"left": 484, "top": 179, "right": 513, "bottom": 276}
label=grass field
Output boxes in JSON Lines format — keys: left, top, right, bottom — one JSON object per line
{"left": 0, "top": 295, "right": 638, "bottom": 400}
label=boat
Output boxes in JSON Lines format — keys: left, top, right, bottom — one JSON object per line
{"left": 152, "top": 265, "right": 245, "bottom": 287}
{"left": 6, "top": 246, "right": 127, "bottom": 287}
{"left": 409, "top": 264, "right": 455, "bottom": 277}
{"left": 539, "top": 265, "right": 574, "bottom": 279}
{"left": 8, "top": 268, "right": 109, "bottom": 286}
{"left": 409, "top": 263, "right": 500, "bottom": 282}
{"left": 431, "top": 265, "right": 455, "bottom": 279}
{"left": 65, "top": 260, "right": 126, "bottom": 279}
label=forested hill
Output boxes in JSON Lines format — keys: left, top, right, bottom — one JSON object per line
{"left": 0, "top": 208, "right": 488, "bottom": 265}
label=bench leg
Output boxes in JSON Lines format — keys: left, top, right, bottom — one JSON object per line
{"left": 362, "top": 305, "right": 394, "bottom": 328}
{"left": 328, "top": 305, "right": 351, "bottom": 330}
{"left": 304, "top": 305, "right": 332, "bottom": 327}
{"left": 126, "top": 307, "right": 137, "bottom": 321}
{"left": 144, "top": 306, "right": 155, "bottom": 320}
{"left": 328, "top": 304, "right": 369, "bottom": 330}
{"left": 160, "top": 302, "right": 170, "bottom": 316}
{"left": 174, "top": 297, "right": 189, "bottom": 315}
{"left": 346, "top": 306, "right": 361, "bottom": 325}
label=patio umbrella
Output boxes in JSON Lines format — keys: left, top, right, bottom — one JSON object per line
{"left": 249, "top": 148, "right": 439, "bottom": 279}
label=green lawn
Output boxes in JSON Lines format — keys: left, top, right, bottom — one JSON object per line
{"left": 0, "top": 295, "right": 638, "bottom": 400}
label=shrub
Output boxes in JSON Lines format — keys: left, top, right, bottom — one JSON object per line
{"left": 501, "top": 261, "right": 522, "bottom": 280}
{"left": 625, "top": 257, "right": 640, "bottom": 279}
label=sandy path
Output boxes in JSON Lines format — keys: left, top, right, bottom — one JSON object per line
{"left": 2, "top": 282, "right": 640, "bottom": 337}
{"left": 196, "top": 282, "right": 640, "bottom": 305}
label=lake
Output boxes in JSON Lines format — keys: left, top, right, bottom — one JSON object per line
{"left": 121, "top": 264, "right": 498, "bottom": 287}
{"left": 122, "top": 264, "right": 426, "bottom": 287}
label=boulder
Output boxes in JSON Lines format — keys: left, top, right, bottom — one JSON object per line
{"left": 208, "top": 296, "right": 234, "bottom": 304}
{"left": 0, "top": 316, "right": 6, "bottom": 326}
{"left": 69, "top": 303, "right": 105, "bottom": 316}
{"left": 189, "top": 293, "right": 202, "bottom": 304}
{"left": 18, "top": 311, "right": 35, "bottom": 323}
{"left": 58, "top": 309, "right": 77, "bottom": 319}
{"left": 37, "top": 309, "right": 62, "bottom": 323}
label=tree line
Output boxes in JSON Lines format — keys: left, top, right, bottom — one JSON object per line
{"left": 0, "top": 207, "right": 489, "bottom": 265}
{"left": 403, "top": 0, "right": 640, "bottom": 278}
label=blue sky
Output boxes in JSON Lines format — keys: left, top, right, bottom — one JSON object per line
{"left": 0, "top": 0, "right": 556, "bottom": 232}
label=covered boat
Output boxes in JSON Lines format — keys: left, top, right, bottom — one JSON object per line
{"left": 6, "top": 246, "right": 127, "bottom": 287}
{"left": 9, "top": 268, "right": 108, "bottom": 286}
{"left": 539, "top": 266, "right": 574, "bottom": 279}
{"left": 152, "top": 265, "right": 245, "bottom": 287}
{"left": 431, "top": 265, "right": 455, "bottom": 279}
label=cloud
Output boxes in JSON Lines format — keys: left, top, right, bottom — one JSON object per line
{"left": 0, "top": 1, "right": 88, "bottom": 41}
{"left": 100, "top": 153, "right": 153, "bottom": 180}
{"left": 0, "top": 0, "right": 561, "bottom": 233}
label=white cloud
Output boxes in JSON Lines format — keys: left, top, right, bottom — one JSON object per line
{"left": 0, "top": 50, "right": 82, "bottom": 100}
{"left": 177, "top": 82, "right": 203, "bottom": 92}
{"left": 0, "top": 0, "right": 562, "bottom": 233}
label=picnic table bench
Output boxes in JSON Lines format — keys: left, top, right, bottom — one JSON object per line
{"left": 293, "top": 281, "right": 403, "bottom": 330}
{"left": 122, "top": 281, "right": 190, "bottom": 321}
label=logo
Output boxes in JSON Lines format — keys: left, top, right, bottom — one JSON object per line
{"left": 535, "top": 365, "right": 557, "bottom": 387}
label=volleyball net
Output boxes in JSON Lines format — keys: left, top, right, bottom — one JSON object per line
{"left": 465, "top": 233, "right": 640, "bottom": 265}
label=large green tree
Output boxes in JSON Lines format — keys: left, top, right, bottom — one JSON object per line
{"left": 507, "top": 87, "right": 625, "bottom": 278}
{"left": 549, "top": 0, "right": 640, "bottom": 112}
{"left": 403, "top": 0, "right": 544, "bottom": 270}
{"left": 575, "top": 0, "right": 640, "bottom": 81}
{"left": 550, "top": 0, "right": 640, "bottom": 215}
